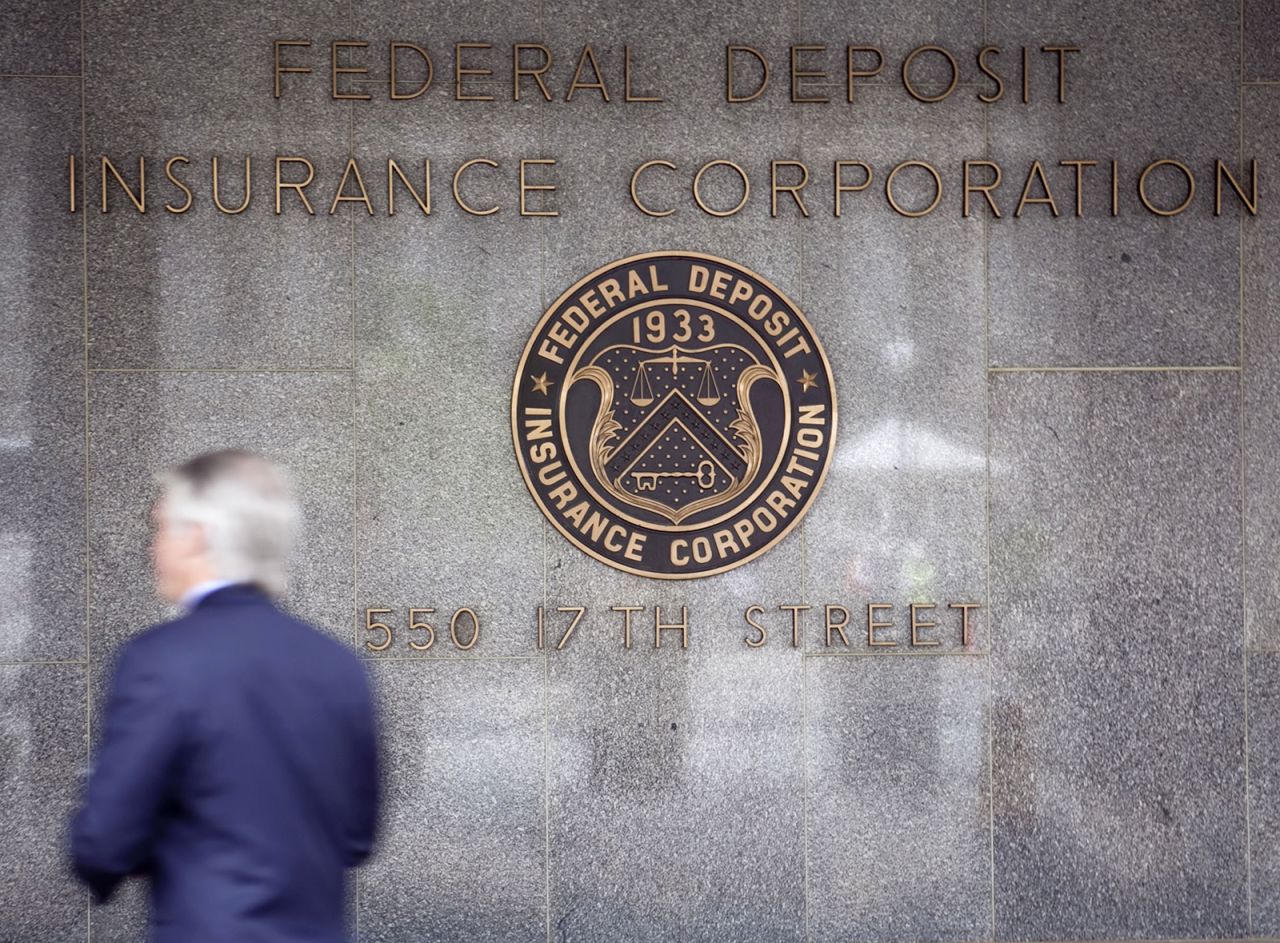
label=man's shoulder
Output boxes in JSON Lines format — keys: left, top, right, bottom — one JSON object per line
{"left": 120, "top": 612, "right": 199, "bottom": 657}
{"left": 123, "top": 598, "right": 364, "bottom": 676}
{"left": 111, "top": 610, "right": 216, "bottom": 680}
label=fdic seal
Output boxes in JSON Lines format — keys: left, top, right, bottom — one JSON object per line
{"left": 512, "top": 252, "right": 836, "bottom": 579}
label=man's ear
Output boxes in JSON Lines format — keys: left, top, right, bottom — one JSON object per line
{"left": 180, "top": 520, "right": 210, "bottom": 560}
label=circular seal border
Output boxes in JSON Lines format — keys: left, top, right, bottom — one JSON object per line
{"left": 510, "top": 251, "right": 838, "bottom": 580}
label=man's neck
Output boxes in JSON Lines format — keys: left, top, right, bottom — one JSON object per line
{"left": 179, "top": 578, "right": 239, "bottom": 611}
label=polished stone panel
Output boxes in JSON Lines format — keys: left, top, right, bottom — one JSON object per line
{"left": 0, "top": 78, "right": 85, "bottom": 662}
{"left": 0, "top": 377, "right": 85, "bottom": 663}
{"left": 1243, "top": 85, "right": 1280, "bottom": 650}
{"left": 0, "top": 78, "right": 82, "bottom": 371}
{"left": 805, "top": 655, "right": 990, "bottom": 943}
{"left": 537, "top": 373, "right": 805, "bottom": 941}
{"left": 987, "top": 0, "right": 1241, "bottom": 367}
{"left": 543, "top": 0, "right": 800, "bottom": 105}
{"left": 359, "top": 659, "right": 546, "bottom": 943}
{"left": 0, "top": 0, "right": 1273, "bottom": 939}
{"left": 536, "top": 1, "right": 807, "bottom": 608}
{"left": 1249, "top": 652, "right": 1280, "bottom": 935}
{"left": 352, "top": 96, "right": 545, "bottom": 659}
{"left": 799, "top": 87, "right": 987, "bottom": 635}
{"left": 0, "top": 0, "right": 79, "bottom": 75}
{"left": 87, "top": 371, "right": 354, "bottom": 666}
{"left": 802, "top": 0, "right": 983, "bottom": 91}
{"left": 1244, "top": 0, "right": 1280, "bottom": 81}
{"left": 352, "top": 223, "right": 546, "bottom": 657}
{"left": 989, "top": 370, "right": 1246, "bottom": 939}
{"left": 543, "top": 547, "right": 805, "bottom": 942}
{"left": 82, "top": 0, "right": 353, "bottom": 369}
{"left": 354, "top": 0, "right": 540, "bottom": 84}
{"left": 546, "top": 630, "right": 806, "bottom": 942}
{"left": 0, "top": 664, "right": 86, "bottom": 943}
{"left": 539, "top": 0, "right": 803, "bottom": 293}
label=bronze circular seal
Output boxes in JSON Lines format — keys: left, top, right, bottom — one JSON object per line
{"left": 511, "top": 252, "right": 837, "bottom": 579}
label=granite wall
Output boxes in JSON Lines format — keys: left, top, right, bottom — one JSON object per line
{"left": 1, "top": 0, "right": 1277, "bottom": 940}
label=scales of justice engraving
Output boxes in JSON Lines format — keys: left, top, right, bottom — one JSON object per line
{"left": 570, "top": 328, "right": 781, "bottom": 525}
{"left": 512, "top": 252, "right": 836, "bottom": 579}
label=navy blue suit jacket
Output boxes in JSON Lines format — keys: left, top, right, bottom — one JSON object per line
{"left": 72, "top": 583, "right": 379, "bottom": 943}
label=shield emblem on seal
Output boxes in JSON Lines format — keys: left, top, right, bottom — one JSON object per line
{"left": 569, "top": 335, "right": 781, "bottom": 525}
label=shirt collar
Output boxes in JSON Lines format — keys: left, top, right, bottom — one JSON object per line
{"left": 180, "top": 578, "right": 240, "bottom": 612}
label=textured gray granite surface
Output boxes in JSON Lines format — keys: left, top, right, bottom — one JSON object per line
{"left": 0, "top": 77, "right": 85, "bottom": 662}
{"left": 1244, "top": 84, "right": 1280, "bottom": 651}
{"left": 360, "top": 659, "right": 546, "bottom": 943}
{"left": 1244, "top": 0, "right": 1280, "bottom": 81}
{"left": 537, "top": 0, "right": 803, "bottom": 292}
{"left": 1249, "top": 652, "right": 1280, "bottom": 935}
{"left": 987, "top": 0, "right": 1241, "bottom": 368}
{"left": 805, "top": 655, "right": 990, "bottom": 943}
{"left": 0, "top": 664, "right": 86, "bottom": 943}
{"left": 540, "top": 504, "right": 807, "bottom": 941}
{"left": 800, "top": 87, "right": 987, "bottom": 623}
{"left": 81, "top": 0, "right": 353, "bottom": 369}
{"left": 0, "top": 0, "right": 1273, "bottom": 940}
{"left": 545, "top": 614, "right": 807, "bottom": 942}
{"left": 87, "top": 370, "right": 354, "bottom": 661}
{"left": 989, "top": 370, "right": 1247, "bottom": 939}
{"left": 0, "top": 0, "right": 79, "bottom": 75}
{"left": 352, "top": 94, "right": 545, "bottom": 659}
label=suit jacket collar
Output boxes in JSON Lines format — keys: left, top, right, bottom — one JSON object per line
{"left": 194, "top": 582, "right": 270, "bottom": 609}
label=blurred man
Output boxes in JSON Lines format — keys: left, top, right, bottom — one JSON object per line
{"left": 72, "top": 449, "right": 379, "bottom": 943}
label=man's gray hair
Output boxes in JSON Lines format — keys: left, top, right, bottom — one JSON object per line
{"left": 159, "top": 449, "right": 300, "bottom": 597}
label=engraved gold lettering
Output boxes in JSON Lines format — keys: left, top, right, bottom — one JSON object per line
{"left": 274, "top": 156, "right": 315, "bottom": 215}
{"left": 101, "top": 155, "right": 145, "bottom": 214}
{"left": 727, "top": 45, "right": 769, "bottom": 102}
{"left": 910, "top": 603, "right": 938, "bottom": 646}
{"left": 163, "top": 156, "right": 193, "bottom": 214}
{"left": 613, "top": 604, "right": 643, "bottom": 649}
{"left": 390, "top": 42, "right": 433, "bottom": 100}
{"left": 331, "top": 40, "right": 371, "bottom": 100}
{"left": 212, "top": 156, "right": 251, "bottom": 215}
{"left": 654, "top": 606, "right": 688, "bottom": 649}
{"left": 273, "top": 39, "right": 311, "bottom": 98}
{"left": 867, "top": 602, "right": 895, "bottom": 646}
{"left": 744, "top": 604, "right": 767, "bottom": 648}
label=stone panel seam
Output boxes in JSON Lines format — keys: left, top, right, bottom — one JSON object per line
{"left": 535, "top": 2, "right": 553, "bottom": 939}
{"left": 1238, "top": 7, "right": 1253, "bottom": 926}
{"left": 803, "top": 650, "right": 989, "bottom": 658}
{"left": 88, "top": 367, "right": 355, "bottom": 374}
{"left": 877, "top": 938, "right": 1280, "bottom": 943}
{"left": 542, "top": 645, "right": 551, "bottom": 943}
{"left": 79, "top": 0, "right": 91, "bottom": 939}
{"left": 801, "top": 650, "right": 812, "bottom": 943}
{"left": 981, "top": 14, "right": 998, "bottom": 933}
{"left": 347, "top": 3, "right": 359, "bottom": 930}
{"left": 988, "top": 365, "right": 1241, "bottom": 373}
{"left": 796, "top": 2, "right": 811, "bottom": 940}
